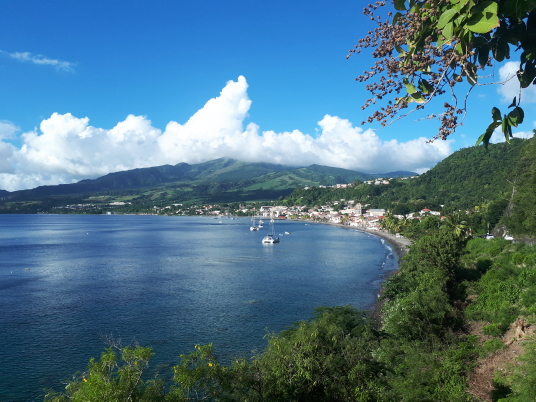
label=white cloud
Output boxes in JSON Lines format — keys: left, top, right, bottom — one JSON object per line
{"left": 497, "top": 61, "right": 536, "bottom": 103}
{"left": 0, "top": 50, "right": 76, "bottom": 72}
{"left": 0, "top": 120, "right": 19, "bottom": 140}
{"left": 490, "top": 123, "right": 535, "bottom": 144}
{"left": 0, "top": 76, "right": 453, "bottom": 191}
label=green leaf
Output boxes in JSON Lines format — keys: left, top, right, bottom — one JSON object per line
{"left": 410, "top": 92, "right": 425, "bottom": 103}
{"left": 403, "top": 78, "right": 417, "bottom": 94}
{"left": 476, "top": 121, "right": 501, "bottom": 147}
{"left": 418, "top": 79, "right": 434, "bottom": 94}
{"left": 494, "top": 41, "right": 510, "bottom": 62}
{"left": 520, "top": 61, "right": 536, "bottom": 88}
{"left": 438, "top": 9, "right": 458, "bottom": 29}
{"left": 394, "top": 0, "right": 406, "bottom": 11}
{"left": 466, "top": 13, "right": 499, "bottom": 33}
{"left": 521, "top": 51, "right": 534, "bottom": 66}
{"left": 393, "top": 12, "right": 403, "bottom": 25}
{"left": 452, "top": 0, "right": 470, "bottom": 12}
{"left": 477, "top": 44, "right": 490, "bottom": 66}
{"left": 507, "top": 107, "right": 524, "bottom": 126}
{"left": 465, "top": 63, "right": 477, "bottom": 85}
{"left": 508, "top": 97, "right": 517, "bottom": 108}
{"left": 491, "top": 107, "right": 501, "bottom": 121}
{"left": 471, "top": 1, "right": 498, "bottom": 14}
{"left": 467, "top": 71, "right": 477, "bottom": 85}
{"left": 443, "top": 22, "right": 454, "bottom": 41}
{"left": 501, "top": 114, "right": 509, "bottom": 135}
{"left": 455, "top": 41, "right": 463, "bottom": 55}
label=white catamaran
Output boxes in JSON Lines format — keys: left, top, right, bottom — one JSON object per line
{"left": 262, "top": 217, "right": 280, "bottom": 244}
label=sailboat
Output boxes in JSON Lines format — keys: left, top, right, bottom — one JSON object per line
{"left": 262, "top": 217, "right": 280, "bottom": 244}
{"left": 250, "top": 209, "right": 259, "bottom": 231}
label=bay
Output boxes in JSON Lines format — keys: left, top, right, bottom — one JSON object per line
{"left": 0, "top": 214, "right": 397, "bottom": 401}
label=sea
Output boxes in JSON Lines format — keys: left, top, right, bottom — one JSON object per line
{"left": 0, "top": 214, "right": 397, "bottom": 401}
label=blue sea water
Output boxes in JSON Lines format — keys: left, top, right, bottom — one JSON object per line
{"left": 0, "top": 215, "right": 397, "bottom": 401}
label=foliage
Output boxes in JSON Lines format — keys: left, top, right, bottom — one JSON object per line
{"left": 44, "top": 344, "right": 167, "bottom": 402}
{"left": 499, "top": 340, "right": 536, "bottom": 401}
{"left": 501, "top": 133, "right": 536, "bottom": 237}
{"left": 350, "top": 0, "right": 536, "bottom": 145}
{"left": 283, "top": 139, "right": 527, "bottom": 219}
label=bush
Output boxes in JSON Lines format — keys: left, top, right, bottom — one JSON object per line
{"left": 511, "top": 253, "right": 526, "bottom": 265}
{"left": 480, "top": 338, "right": 506, "bottom": 356}
{"left": 482, "top": 324, "right": 505, "bottom": 338}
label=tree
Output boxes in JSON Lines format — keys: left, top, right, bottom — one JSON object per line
{"left": 349, "top": 0, "right": 536, "bottom": 146}
{"left": 44, "top": 341, "right": 167, "bottom": 402}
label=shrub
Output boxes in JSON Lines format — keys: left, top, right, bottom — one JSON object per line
{"left": 480, "top": 338, "right": 506, "bottom": 357}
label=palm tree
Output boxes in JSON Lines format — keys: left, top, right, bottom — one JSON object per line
{"left": 442, "top": 215, "right": 471, "bottom": 239}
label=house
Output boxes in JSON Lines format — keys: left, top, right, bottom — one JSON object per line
{"left": 367, "top": 209, "right": 386, "bottom": 217}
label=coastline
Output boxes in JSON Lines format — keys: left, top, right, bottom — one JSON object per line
{"left": 294, "top": 219, "right": 412, "bottom": 323}
{"left": 298, "top": 219, "right": 412, "bottom": 258}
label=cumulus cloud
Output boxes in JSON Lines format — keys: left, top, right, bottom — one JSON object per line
{"left": 0, "top": 76, "right": 453, "bottom": 191}
{"left": 0, "top": 120, "right": 19, "bottom": 140}
{"left": 497, "top": 61, "right": 536, "bottom": 103}
{"left": 0, "top": 50, "right": 76, "bottom": 72}
{"left": 490, "top": 124, "right": 535, "bottom": 144}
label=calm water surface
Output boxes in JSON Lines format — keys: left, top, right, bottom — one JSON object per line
{"left": 0, "top": 215, "right": 397, "bottom": 401}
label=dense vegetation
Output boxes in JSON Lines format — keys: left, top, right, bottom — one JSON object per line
{"left": 283, "top": 139, "right": 526, "bottom": 212}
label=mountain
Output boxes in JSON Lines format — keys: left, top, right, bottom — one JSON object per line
{"left": 0, "top": 158, "right": 418, "bottom": 206}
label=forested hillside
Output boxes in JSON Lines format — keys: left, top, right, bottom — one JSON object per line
{"left": 502, "top": 137, "right": 536, "bottom": 239}
{"left": 283, "top": 138, "right": 528, "bottom": 213}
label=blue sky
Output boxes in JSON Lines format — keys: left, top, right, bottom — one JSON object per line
{"left": 0, "top": 0, "right": 534, "bottom": 191}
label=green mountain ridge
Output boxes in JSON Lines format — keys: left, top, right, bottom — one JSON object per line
{"left": 0, "top": 157, "right": 417, "bottom": 204}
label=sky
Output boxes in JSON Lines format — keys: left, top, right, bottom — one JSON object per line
{"left": 0, "top": 0, "right": 535, "bottom": 191}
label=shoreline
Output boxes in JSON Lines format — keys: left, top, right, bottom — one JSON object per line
{"left": 293, "top": 219, "right": 412, "bottom": 322}
{"left": 296, "top": 219, "right": 412, "bottom": 258}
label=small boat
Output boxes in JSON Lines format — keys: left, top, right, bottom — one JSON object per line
{"left": 262, "top": 234, "right": 280, "bottom": 244}
{"left": 250, "top": 209, "right": 259, "bottom": 231}
{"left": 285, "top": 231, "right": 291, "bottom": 235}
{"left": 262, "top": 218, "right": 279, "bottom": 244}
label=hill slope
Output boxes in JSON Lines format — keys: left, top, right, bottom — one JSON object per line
{"left": 282, "top": 138, "right": 528, "bottom": 213}
{"left": 0, "top": 158, "right": 417, "bottom": 207}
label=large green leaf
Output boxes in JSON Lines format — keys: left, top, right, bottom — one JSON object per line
{"left": 466, "top": 12, "right": 499, "bottom": 33}
{"left": 438, "top": 9, "right": 458, "bottom": 29}
{"left": 472, "top": 1, "right": 498, "bottom": 14}
{"left": 443, "top": 22, "right": 454, "bottom": 41}
{"left": 507, "top": 107, "right": 524, "bottom": 126}
{"left": 476, "top": 121, "right": 501, "bottom": 147}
